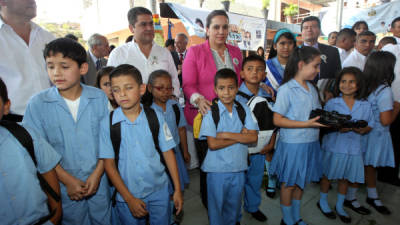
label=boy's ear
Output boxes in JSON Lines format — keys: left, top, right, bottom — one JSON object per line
{"left": 3, "top": 100, "right": 11, "bottom": 116}
{"left": 298, "top": 61, "right": 304, "bottom": 70}
{"left": 79, "top": 62, "right": 89, "bottom": 75}
{"left": 139, "top": 84, "right": 146, "bottom": 96}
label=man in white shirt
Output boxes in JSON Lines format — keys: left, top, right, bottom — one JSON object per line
{"left": 0, "top": 0, "right": 54, "bottom": 121}
{"left": 336, "top": 28, "right": 356, "bottom": 64}
{"left": 107, "top": 7, "right": 180, "bottom": 97}
{"left": 342, "top": 31, "right": 376, "bottom": 70}
{"left": 84, "top": 33, "right": 110, "bottom": 86}
{"left": 391, "top": 17, "right": 400, "bottom": 44}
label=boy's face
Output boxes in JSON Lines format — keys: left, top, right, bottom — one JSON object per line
{"left": 0, "top": 98, "right": 10, "bottom": 120}
{"left": 111, "top": 75, "right": 145, "bottom": 111}
{"left": 355, "top": 35, "right": 376, "bottom": 56}
{"left": 46, "top": 53, "right": 88, "bottom": 92}
{"left": 241, "top": 61, "right": 266, "bottom": 85}
{"left": 214, "top": 78, "right": 238, "bottom": 105}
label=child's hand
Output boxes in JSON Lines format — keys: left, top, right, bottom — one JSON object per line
{"left": 127, "top": 197, "right": 148, "bottom": 218}
{"left": 260, "top": 142, "right": 274, "bottom": 155}
{"left": 241, "top": 128, "right": 249, "bottom": 134}
{"left": 84, "top": 173, "right": 101, "bottom": 197}
{"left": 66, "top": 176, "right": 88, "bottom": 201}
{"left": 183, "top": 150, "right": 191, "bottom": 163}
{"left": 353, "top": 127, "right": 370, "bottom": 135}
{"left": 260, "top": 83, "right": 275, "bottom": 99}
{"left": 173, "top": 190, "right": 184, "bottom": 215}
{"left": 307, "top": 116, "right": 327, "bottom": 128}
{"left": 339, "top": 128, "right": 352, "bottom": 133}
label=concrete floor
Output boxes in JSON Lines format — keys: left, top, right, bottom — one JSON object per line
{"left": 179, "top": 169, "right": 400, "bottom": 225}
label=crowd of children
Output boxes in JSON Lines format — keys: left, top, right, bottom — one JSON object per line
{"left": 1, "top": 32, "right": 399, "bottom": 225}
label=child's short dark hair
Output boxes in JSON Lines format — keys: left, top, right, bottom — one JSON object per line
{"left": 357, "top": 30, "right": 376, "bottom": 40}
{"left": 333, "top": 67, "right": 367, "bottom": 100}
{"left": 109, "top": 64, "right": 143, "bottom": 85}
{"left": 43, "top": 38, "right": 87, "bottom": 66}
{"left": 148, "top": 70, "right": 172, "bottom": 86}
{"left": 96, "top": 66, "right": 115, "bottom": 88}
{"left": 0, "top": 78, "right": 8, "bottom": 103}
{"left": 242, "top": 54, "right": 266, "bottom": 70}
{"left": 391, "top": 17, "right": 400, "bottom": 28}
{"left": 214, "top": 68, "right": 238, "bottom": 87}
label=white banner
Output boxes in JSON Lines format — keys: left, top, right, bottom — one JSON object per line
{"left": 168, "top": 3, "right": 267, "bottom": 51}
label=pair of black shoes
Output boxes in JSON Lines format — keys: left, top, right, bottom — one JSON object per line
{"left": 250, "top": 210, "right": 267, "bottom": 222}
{"left": 366, "top": 198, "right": 391, "bottom": 215}
{"left": 317, "top": 202, "right": 351, "bottom": 224}
{"left": 344, "top": 198, "right": 391, "bottom": 215}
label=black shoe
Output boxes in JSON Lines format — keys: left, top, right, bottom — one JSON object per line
{"left": 266, "top": 188, "right": 276, "bottom": 198}
{"left": 343, "top": 199, "right": 371, "bottom": 215}
{"left": 235, "top": 223, "right": 240, "bottom": 225}
{"left": 317, "top": 202, "right": 336, "bottom": 219}
{"left": 280, "top": 219, "right": 286, "bottom": 225}
{"left": 366, "top": 198, "right": 391, "bottom": 215}
{"left": 335, "top": 207, "right": 351, "bottom": 224}
{"left": 250, "top": 210, "right": 267, "bottom": 222}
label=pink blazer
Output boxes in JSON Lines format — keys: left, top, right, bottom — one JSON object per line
{"left": 182, "top": 41, "right": 243, "bottom": 125}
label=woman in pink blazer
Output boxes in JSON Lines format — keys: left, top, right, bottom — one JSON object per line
{"left": 182, "top": 11, "right": 243, "bottom": 126}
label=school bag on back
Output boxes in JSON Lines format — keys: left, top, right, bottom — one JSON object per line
{"left": 0, "top": 120, "right": 61, "bottom": 224}
{"left": 237, "top": 91, "right": 276, "bottom": 154}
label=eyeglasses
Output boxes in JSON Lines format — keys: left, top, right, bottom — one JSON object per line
{"left": 152, "top": 86, "right": 174, "bottom": 92}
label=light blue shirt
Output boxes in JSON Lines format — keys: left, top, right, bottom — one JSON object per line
{"left": 23, "top": 85, "right": 109, "bottom": 180}
{"left": 151, "top": 99, "right": 187, "bottom": 145}
{"left": 199, "top": 100, "right": 259, "bottom": 172}
{"left": 0, "top": 125, "right": 60, "bottom": 225}
{"left": 322, "top": 97, "right": 374, "bottom": 155}
{"left": 272, "top": 79, "right": 321, "bottom": 143}
{"left": 367, "top": 85, "right": 394, "bottom": 132}
{"left": 99, "top": 106, "right": 176, "bottom": 200}
{"left": 236, "top": 82, "right": 271, "bottom": 105}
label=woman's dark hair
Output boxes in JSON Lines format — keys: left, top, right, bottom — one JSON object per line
{"left": 0, "top": 78, "right": 8, "bottom": 103}
{"left": 142, "top": 70, "right": 172, "bottom": 106}
{"left": 281, "top": 46, "right": 321, "bottom": 85}
{"left": 96, "top": 66, "right": 115, "bottom": 88}
{"left": 268, "top": 31, "right": 297, "bottom": 59}
{"left": 206, "top": 10, "right": 229, "bottom": 29}
{"left": 352, "top": 21, "right": 369, "bottom": 31}
{"left": 364, "top": 51, "right": 396, "bottom": 96}
{"left": 333, "top": 67, "right": 367, "bottom": 100}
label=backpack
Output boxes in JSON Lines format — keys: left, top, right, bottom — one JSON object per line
{"left": 108, "top": 106, "right": 172, "bottom": 205}
{"left": 0, "top": 120, "right": 60, "bottom": 224}
{"left": 237, "top": 91, "right": 276, "bottom": 154}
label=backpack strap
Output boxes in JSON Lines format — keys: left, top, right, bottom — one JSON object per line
{"left": 0, "top": 120, "right": 60, "bottom": 203}
{"left": 234, "top": 100, "right": 246, "bottom": 125}
{"left": 109, "top": 111, "right": 121, "bottom": 167}
{"left": 172, "top": 104, "right": 180, "bottom": 127}
{"left": 210, "top": 99, "right": 246, "bottom": 129}
{"left": 237, "top": 91, "right": 253, "bottom": 100}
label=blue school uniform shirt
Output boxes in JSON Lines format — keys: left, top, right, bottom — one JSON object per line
{"left": 0, "top": 125, "right": 60, "bottom": 225}
{"left": 272, "top": 79, "right": 321, "bottom": 143}
{"left": 367, "top": 85, "right": 394, "bottom": 132}
{"left": 23, "top": 85, "right": 109, "bottom": 180}
{"left": 199, "top": 100, "right": 259, "bottom": 173}
{"left": 151, "top": 99, "right": 187, "bottom": 145}
{"left": 99, "top": 105, "right": 176, "bottom": 200}
{"left": 236, "top": 82, "right": 271, "bottom": 105}
{"left": 322, "top": 97, "right": 374, "bottom": 155}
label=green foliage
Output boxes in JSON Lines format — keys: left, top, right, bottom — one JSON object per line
{"left": 39, "top": 22, "right": 86, "bottom": 48}
{"left": 262, "top": 0, "right": 270, "bottom": 9}
{"left": 283, "top": 4, "right": 299, "bottom": 17}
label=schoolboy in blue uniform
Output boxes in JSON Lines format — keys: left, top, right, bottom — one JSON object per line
{"left": 99, "top": 64, "right": 183, "bottom": 225}
{"left": 23, "top": 38, "right": 111, "bottom": 225}
{"left": 0, "top": 78, "right": 62, "bottom": 225}
{"left": 236, "top": 55, "right": 276, "bottom": 222}
{"left": 199, "top": 68, "right": 259, "bottom": 225}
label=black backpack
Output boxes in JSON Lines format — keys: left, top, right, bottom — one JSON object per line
{"left": 0, "top": 120, "right": 60, "bottom": 224}
{"left": 237, "top": 91, "right": 275, "bottom": 131}
{"left": 108, "top": 106, "right": 173, "bottom": 205}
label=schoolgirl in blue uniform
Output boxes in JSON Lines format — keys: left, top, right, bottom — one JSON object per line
{"left": 199, "top": 69, "right": 258, "bottom": 225}
{"left": 269, "top": 46, "right": 324, "bottom": 225}
{"left": 357, "top": 51, "right": 399, "bottom": 215}
{"left": 317, "top": 67, "right": 374, "bottom": 224}
{"left": 0, "top": 79, "right": 62, "bottom": 225}
{"left": 23, "top": 38, "right": 112, "bottom": 225}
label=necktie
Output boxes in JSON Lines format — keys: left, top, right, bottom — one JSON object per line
{"left": 96, "top": 59, "right": 102, "bottom": 71}
{"left": 179, "top": 53, "right": 184, "bottom": 63}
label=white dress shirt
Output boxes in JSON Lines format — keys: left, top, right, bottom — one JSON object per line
{"left": 107, "top": 41, "right": 180, "bottom": 97}
{"left": 337, "top": 47, "right": 351, "bottom": 64}
{"left": 382, "top": 44, "right": 400, "bottom": 102}
{"left": 394, "top": 36, "right": 400, "bottom": 45}
{"left": 342, "top": 48, "right": 367, "bottom": 70}
{"left": 0, "top": 18, "right": 55, "bottom": 115}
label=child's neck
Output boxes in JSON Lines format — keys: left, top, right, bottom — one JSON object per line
{"left": 245, "top": 82, "right": 260, "bottom": 96}
{"left": 342, "top": 94, "right": 355, "bottom": 110}
{"left": 222, "top": 101, "right": 234, "bottom": 113}
{"left": 277, "top": 55, "right": 288, "bottom": 65}
{"left": 154, "top": 99, "right": 167, "bottom": 111}
{"left": 59, "top": 84, "right": 82, "bottom": 101}
{"left": 294, "top": 77, "right": 309, "bottom": 91}
{"left": 122, "top": 103, "right": 141, "bottom": 123}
